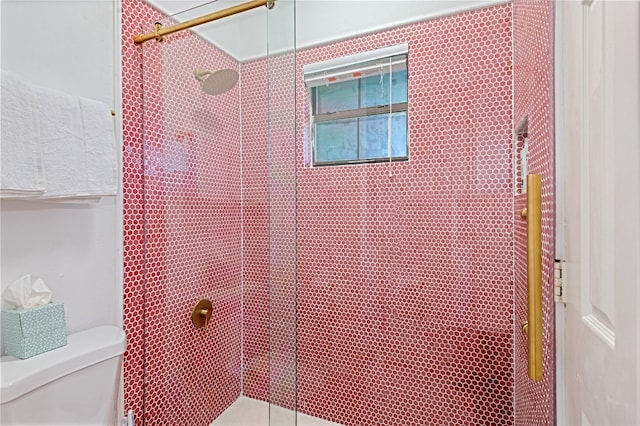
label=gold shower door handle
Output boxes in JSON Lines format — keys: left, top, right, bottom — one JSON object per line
{"left": 520, "top": 174, "right": 543, "bottom": 382}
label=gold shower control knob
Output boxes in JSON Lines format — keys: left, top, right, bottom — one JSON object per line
{"left": 192, "top": 299, "right": 213, "bottom": 328}
{"left": 521, "top": 321, "right": 529, "bottom": 335}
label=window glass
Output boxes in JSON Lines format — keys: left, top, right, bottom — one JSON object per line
{"left": 360, "top": 69, "right": 408, "bottom": 108}
{"left": 308, "top": 51, "right": 408, "bottom": 166}
{"left": 315, "top": 118, "right": 358, "bottom": 163}
{"left": 315, "top": 80, "right": 359, "bottom": 114}
{"left": 359, "top": 112, "right": 408, "bottom": 159}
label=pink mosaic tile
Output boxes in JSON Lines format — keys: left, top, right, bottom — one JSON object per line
{"left": 513, "top": 1, "right": 556, "bottom": 425}
{"left": 240, "top": 58, "right": 271, "bottom": 402}
{"left": 122, "top": 1, "right": 243, "bottom": 424}
{"left": 122, "top": 1, "right": 555, "bottom": 424}
{"left": 240, "top": 51, "right": 299, "bottom": 410}
{"left": 121, "top": 1, "right": 163, "bottom": 423}
{"left": 241, "top": 4, "right": 516, "bottom": 425}
{"left": 265, "top": 50, "right": 299, "bottom": 411}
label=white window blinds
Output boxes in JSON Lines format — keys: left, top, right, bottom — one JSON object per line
{"left": 303, "top": 43, "right": 409, "bottom": 88}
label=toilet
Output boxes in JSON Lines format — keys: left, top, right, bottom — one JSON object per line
{"left": 0, "top": 325, "right": 126, "bottom": 425}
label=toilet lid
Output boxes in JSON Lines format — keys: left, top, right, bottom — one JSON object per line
{"left": 1, "top": 326, "right": 126, "bottom": 404}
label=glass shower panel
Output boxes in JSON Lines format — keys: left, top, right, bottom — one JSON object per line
{"left": 140, "top": 1, "right": 300, "bottom": 424}
{"left": 140, "top": 5, "right": 244, "bottom": 425}
{"left": 295, "top": 47, "right": 393, "bottom": 426}
{"left": 266, "top": 0, "right": 297, "bottom": 425}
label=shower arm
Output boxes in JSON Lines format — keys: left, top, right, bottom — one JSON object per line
{"left": 133, "top": 0, "right": 275, "bottom": 44}
{"left": 194, "top": 69, "right": 213, "bottom": 82}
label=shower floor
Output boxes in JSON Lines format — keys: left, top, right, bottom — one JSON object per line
{"left": 210, "top": 396, "right": 343, "bottom": 426}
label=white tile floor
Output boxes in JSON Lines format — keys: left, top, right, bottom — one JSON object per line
{"left": 210, "top": 396, "right": 343, "bottom": 426}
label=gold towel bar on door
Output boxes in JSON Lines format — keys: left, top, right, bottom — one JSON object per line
{"left": 520, "top": 174, "right": 543, "bottom": 381}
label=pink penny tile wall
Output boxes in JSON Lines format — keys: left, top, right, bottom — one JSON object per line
{"left": 265, "top": 51, "right": 299, "bottom": 411}
{"left": 513, "top": 0, "right": 556, "bottom": 425}
{"left": 122, "top": 1, "right": 243, "bottom": 424}
{"left": 241, "top": 4, "right": 516, "bottom": 425}
{"left": 121, "top": 1, "right": 161, "bottom": 422}
{"left": 241, "top": 52, "right": 299, "bottom": 410}
{"left": 123, "top": 0, "right": 556, "bottom": 424}
{"left": 240, "top": 58, "right": 271, "bottom": 402}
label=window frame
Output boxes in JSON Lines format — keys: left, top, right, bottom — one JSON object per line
{"left": 305, "top": 46, "right": 410, "bottom": 167}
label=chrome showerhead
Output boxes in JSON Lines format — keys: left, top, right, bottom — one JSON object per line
{"left": 194, "top": 68, "right": 239, "bottom": 95}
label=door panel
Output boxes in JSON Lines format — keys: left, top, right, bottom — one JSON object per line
{"left": 558, "top": 0, "right": 640, "bottom": 424}
{"left": 584, "top": 0, "right": 616, "bottom": 337}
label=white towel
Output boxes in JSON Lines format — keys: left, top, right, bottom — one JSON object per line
{"left": 34, "top": 85, "right": 89, "bottom": 198}
{"left": 1, "top": 73, "right": 117, "bottom": 200}
{"left": 79, "top": 98, "right": 118, "bottom": 196}
{"left": 0, "top": 70, "right": 46, "bottom": 197}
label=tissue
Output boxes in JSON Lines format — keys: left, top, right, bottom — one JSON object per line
{"left": 2, "top": 275, "right": 66, "bottom": 358}
{"left": 1, "top": 274, "right": 52, "bottom": 310}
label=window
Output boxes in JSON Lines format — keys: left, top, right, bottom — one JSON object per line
{"left": 304, "top": 44, "right": 409, "bottom": 166}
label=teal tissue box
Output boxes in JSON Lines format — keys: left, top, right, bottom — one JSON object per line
{"left": 2, "top": 302, "right": 67, "bottom": 359}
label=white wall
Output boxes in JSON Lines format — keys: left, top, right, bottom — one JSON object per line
{"left": 0, "top": 0, "right": 122, "bottom": 353}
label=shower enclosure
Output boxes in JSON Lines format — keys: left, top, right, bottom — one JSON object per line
{"left": 135, "top": 1, "right": 298, "bottom": 424}
{"left": 123, "top": 0, "right": 556, "bottom": 424}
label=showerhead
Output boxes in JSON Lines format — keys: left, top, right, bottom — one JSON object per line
{"left": 194, "top": 68, "right": 239, "bottom": 95}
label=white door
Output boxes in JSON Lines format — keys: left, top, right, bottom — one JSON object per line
{"left": 556, "top": 0, "right": 640, "bottom": 424}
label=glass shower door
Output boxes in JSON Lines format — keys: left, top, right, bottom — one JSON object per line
{"left": 140, "top": 10, "right": 244, "bottom": 425}
{"left": 266, "top": 0, "right": 298, "bottom": 424}
{"left": 138, "top": 1, "right": 298, "bottom": 424}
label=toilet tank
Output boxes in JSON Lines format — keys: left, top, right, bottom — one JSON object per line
{"left": 1, "top": 325, "right": 126, "bottom": 425}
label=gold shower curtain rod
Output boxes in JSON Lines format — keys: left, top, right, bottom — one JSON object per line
{"left": 134, "top": 0, "right": 275, "bottom": 44}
